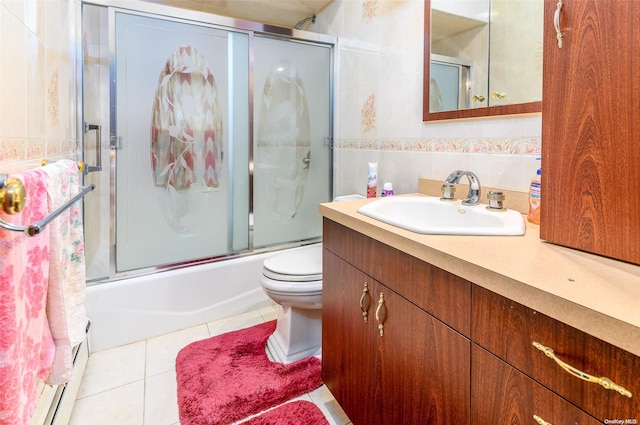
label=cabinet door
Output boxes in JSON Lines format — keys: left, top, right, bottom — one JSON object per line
{"left": 323, "top": 218, "right": 471, "bottom": 336}
{"left": 541, "top": 0, "right": 640, "bottom": 265}
{"left": 373, "top": 283, "right": 471, "bottom": 425}
{"left": 472, "top": 344, "right": 601, "bottom": 424}
{"left": 322, "top": 249, "right": 375, "bottom": 425}
{"left": 472, "top": 285, "right": 640, "bottom": 420}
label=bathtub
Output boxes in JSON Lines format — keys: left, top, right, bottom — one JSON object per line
{"left": 85, "top": 251, "right": 277, "bottom": 352}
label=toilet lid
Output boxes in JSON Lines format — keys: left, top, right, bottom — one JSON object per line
{"left": 263, "top": 245, "right": 322, "bottom": 282}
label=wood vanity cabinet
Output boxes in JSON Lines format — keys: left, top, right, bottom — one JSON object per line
{"left": 322, "top": 220, "right": 471, "bottom": 424}
{"left": 541, "top": 0, "right": 640, "bottom": 265}
{"left": 472, "top": 285, "right": 640, "bottom": 422}
{"left": 472, "top": 344, "right": 602, "bottom": 425}
{"left": 322, "top": 218, "right": 640, "bottom": 423}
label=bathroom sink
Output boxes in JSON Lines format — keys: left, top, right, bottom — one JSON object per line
{"left": 357, "top": 196, "right": 526, "bottom": 236}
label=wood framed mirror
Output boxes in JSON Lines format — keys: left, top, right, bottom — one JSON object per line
{"left": 423, "top": 0, "right": 542, "bottom": 121}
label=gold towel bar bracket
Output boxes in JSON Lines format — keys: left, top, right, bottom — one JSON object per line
{"left": 0, "top": 174, "right": 27, "bottom": 215}
{"left": 1, "top": 160, "right": 87, "bottom": 216}
{"left": 0, "top": 168, "right": 95, "bottom": 236}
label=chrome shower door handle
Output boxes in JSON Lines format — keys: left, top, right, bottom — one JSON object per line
{"left": 302, "top": 150, "right": 311, "bottom": 169}
{"left": 84, "top": 123, "right": 102, "bottom": 174}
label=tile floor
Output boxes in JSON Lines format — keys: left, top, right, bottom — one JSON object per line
{"left": 69, "top": 305, "right": 351, "bottom": 425}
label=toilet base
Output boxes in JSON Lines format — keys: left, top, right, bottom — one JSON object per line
{"left": 266, "top": 305, "right": 322, "bottom": 364}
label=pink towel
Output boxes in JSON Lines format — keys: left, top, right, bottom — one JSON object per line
{"left": 42, "top": 160, "right": 88, "bottom": 385}
{"left": 0, "top": 169, "right": 55, "bottom": 425}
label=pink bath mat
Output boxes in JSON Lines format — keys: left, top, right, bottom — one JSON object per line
{"left": 175, "top": 320, "right": 322, "bottom": 425}
{"left": 243, "top": 400, "right": 329, "bottom": 425}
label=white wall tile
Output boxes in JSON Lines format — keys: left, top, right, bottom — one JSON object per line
{"left": 0, "top": 0, "right": 77, "bottom": 167}
{"left": 1, "top": 8, "right": 27, "bottom": 139}
{"left": 26, "top": 30, "right": 46, "bottom": 139}
{"left": 321, "top": 0, "right": 542, "bottom": 195}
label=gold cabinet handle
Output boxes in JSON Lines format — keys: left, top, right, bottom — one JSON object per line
{"left": 553, "top": 0, "right": 564, "bottom": 48}
{"left": 375, "top": 293, "right": 386, "bottom": 337}
{"left": 472, "top": 94, "right": 485, "bottom": 102}
{"left": 533, "top": 342, "right": 632, "bottom": 398}
{"left": 492, "top": 91, "right": 506, "bottom": 100}
{"left": 0, "top": 175, "right": 26, "bottom": 215}
{"left": 359, "top": 282, "right": 370, "bottom": 323}
{"left": 533, "top": 414, "right": 553, "bottom": 425}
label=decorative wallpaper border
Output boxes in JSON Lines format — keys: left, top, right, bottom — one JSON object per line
{"left": 352, "top": 91, "right": 541, "bottom": 156}
{"left": 0, "top": 139, "right": 77, "bottom": 173}
{"left": 335, "top": 137, "right": 541, "bottom": 155}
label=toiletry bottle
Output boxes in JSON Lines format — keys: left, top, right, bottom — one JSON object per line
{"left": 528, "top": 158, "right": 541, "bottom": 224}
{"left": 367, "top": 162, "right": 378, "bottom": 198}
{"left": 381, "top": 182, "right": 394, "bottom": 197}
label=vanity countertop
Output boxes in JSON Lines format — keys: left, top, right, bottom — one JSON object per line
{"left": 319, "top": 194, "right": 640, "bottom": 357}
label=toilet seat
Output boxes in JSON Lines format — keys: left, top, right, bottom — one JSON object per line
{"left": 260, "top": 275, "right": 322, "bottom": 296}
{"left": 262, "top": 245, "right": 322, "bottom": 282}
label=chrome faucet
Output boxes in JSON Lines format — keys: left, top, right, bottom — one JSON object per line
{"left": 443, "top": 170, "right": 481, "bottom": 206}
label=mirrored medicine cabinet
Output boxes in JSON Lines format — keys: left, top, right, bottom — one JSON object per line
{"left": 423, "top": 0, "right": 543, "bottom": 121}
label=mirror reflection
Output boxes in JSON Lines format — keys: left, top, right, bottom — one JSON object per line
{"left": 425, "top": 0, "right": 543, "bottom": 120}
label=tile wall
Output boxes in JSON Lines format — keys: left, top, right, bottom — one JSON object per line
{"left": 0, "top": 0, "right": 542, "bottom": 197}
{"left": 0, "top": 0, "right": 78, "bottom": 174}
{"left": 315, "top": 0, "right": 542, "bottom": 197}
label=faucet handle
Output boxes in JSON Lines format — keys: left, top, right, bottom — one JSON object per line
{"left": 487, "top": 190, "right": 505, "bottom": 210}
{"left": 441, "top": 183, "right": 456, "bottom": 201}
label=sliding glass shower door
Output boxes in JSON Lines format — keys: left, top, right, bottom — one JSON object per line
{"left": 252, "top": 36, "right": 332, "bottom": 247}
{"left": 81, "top": 3, "right": 334, "bottom": 278}
{"left": 113, "top": 12, "right": 250, "bottom": 272}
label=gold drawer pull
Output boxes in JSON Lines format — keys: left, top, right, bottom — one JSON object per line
{"left": 375, "top": 292, "right": 386, "bottom": 337}
{"left": 359, "top": 282, "right": 370, "bottom": 323}
{"left": 533, "top": 415, "right": 553, "bottom": 425}
{"left": 533, "top": 341, "right": 632, "bottom": 398}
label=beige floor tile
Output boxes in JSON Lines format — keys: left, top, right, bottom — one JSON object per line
{"left": 309, "top": 385, "right": 352, "bottom": 425}
{"left": 70, "top": 380, "right": 144, "bottom": 425}
{"left": 258, "top": 303, "right": 278, "bottom": 322}
{"left": 143, "top": 369, "right": 179, "bottom": 425}
{"left": 73, "top": 308, "right": 350, "bottom": 425}
{"left": 145, "top": 324, "right": 210, "bottom": 377}
{"left": 77, "top": 340, "right": 146, "bottom": 398}
{"left": 206, "top": 309, "right": 264, "bottom": 336}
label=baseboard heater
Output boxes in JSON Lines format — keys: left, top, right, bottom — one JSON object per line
{"left": 29, "top": 323, "right": 90, "bottom": 425}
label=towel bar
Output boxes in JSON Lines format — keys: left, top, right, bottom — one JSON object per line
{"left": 0, "top": 181, "right": 95, "bottom": 237}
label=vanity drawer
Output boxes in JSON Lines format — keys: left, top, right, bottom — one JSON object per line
{"left": 323, "top": 219, "right": 471, "bottom": 336}
{"left": 472, "top": 285, "right": 640, "bottom": 421}
{"left": 472, "top": 344, "right": 601, "bottom": 425}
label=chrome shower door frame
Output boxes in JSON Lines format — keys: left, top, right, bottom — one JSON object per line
{"left": 79, "top": 0, "right": 335, "bottom": 283}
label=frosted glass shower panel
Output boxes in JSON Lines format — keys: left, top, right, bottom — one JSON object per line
{"left": 252, "top": 37, "right": 332, "bottom": 247}
{"left": 115, "top": 12, "right": 249, "bottom": 271}
{"left": 83, "top": 4, "right": 110, "bottom": 282}
{"left": 430, "top": 57, "right": 471, "bottom": 112}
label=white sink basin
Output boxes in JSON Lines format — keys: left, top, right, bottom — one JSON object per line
{"left": 357, "top": 196, "right": 526, "bottom": 236}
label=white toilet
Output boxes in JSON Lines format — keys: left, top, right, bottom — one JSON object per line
{"left": 259, "top": 244, "right": 323, "bottom": 363}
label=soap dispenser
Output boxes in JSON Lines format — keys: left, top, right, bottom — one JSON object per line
{"left": 528, "top": 158, "right": 541, "bottom": 224}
